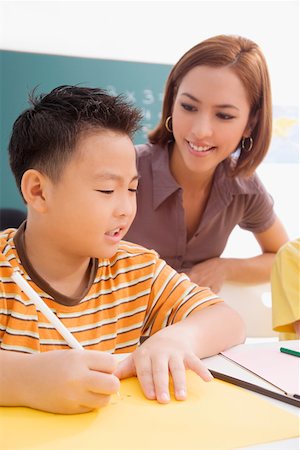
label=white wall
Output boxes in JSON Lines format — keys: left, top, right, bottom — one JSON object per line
{"left": 1, "top": 0, "right": 299, "bottom": 248}
{"left": 1, "top": 0, "right": 298, "bottom": 106}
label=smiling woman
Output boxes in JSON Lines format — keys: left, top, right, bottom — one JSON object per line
{"left": 124, "top": 34, "right": 289, "bottom": 293}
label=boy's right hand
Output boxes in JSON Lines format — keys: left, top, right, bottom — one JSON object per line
{"left": 20, "top": 350, "right": 120, "bottom": 414}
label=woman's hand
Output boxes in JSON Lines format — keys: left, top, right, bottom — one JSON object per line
{"left": 188, "top": 257, "right": 228, "bottom": 293}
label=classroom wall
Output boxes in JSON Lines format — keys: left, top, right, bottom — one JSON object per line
{"left": 0, "top": 0, "right": 299, "bottom": 255}
{"left": 1, "top": 0, "right": 298, "bottom": 106}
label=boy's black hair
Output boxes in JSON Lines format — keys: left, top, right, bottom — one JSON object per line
{"left": 9, "top": 85, "right": 142, "bottom": 195}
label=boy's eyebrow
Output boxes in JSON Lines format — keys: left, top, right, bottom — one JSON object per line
{"left": 180, "top": 93, "right": 240, "bottom": 111}
{"left": 93, "top": 173, "right": 140, "bottom": 182}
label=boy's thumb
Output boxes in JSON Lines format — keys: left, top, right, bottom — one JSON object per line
{"left": 114, "top": 354, "right": 136, "bottom": 379}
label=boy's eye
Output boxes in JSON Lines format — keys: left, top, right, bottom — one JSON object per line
{"left": 97, "top": 190, "right": 114, "bottom": 195}
{"left": 181, "top": 102, "right": 197, "bottom": 112}
{"left": 129, "top": 183, "right": 139, "bottom": 193}
{"left": 217, "top": 112, "right": 235, "bottom": 120}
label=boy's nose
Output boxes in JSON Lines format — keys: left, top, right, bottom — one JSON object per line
{"left": 117, "top": 195, "right": 136, "bottom": 218}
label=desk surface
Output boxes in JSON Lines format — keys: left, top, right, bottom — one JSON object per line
{"left": 202, "top": 352, "right": 299, "bottom": 450}
{"left": 1, "top": 343, "right": 299, "bottom": 450}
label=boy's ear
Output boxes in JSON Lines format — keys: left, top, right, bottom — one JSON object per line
{"left": 21, "top": 169, "right": 49, "bottom": 213}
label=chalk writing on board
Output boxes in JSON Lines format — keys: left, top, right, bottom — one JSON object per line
{"left": 142, "top": 89, "right": 155, "bottom": 105}
{"left": 105, "top": 85, "right": 164, "bottom": 139}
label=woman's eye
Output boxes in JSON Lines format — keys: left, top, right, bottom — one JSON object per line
{"left": 181, "top": 102, "right": 197, "bottom": 112}
{"left": 217, "top": 113, "right": 235, "bottom": 120}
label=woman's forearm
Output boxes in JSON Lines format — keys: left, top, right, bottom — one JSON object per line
{"left": 223, "top": 253, "right": 277, "bottom": 284}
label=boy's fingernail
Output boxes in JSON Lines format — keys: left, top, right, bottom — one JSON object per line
{"left": 160, "top": 392, "right": 170, "bottom": 403}
{"left": 177, "top": 389, "right": 186, "bottom": 399}
{"left": 147, "top": 390, "right": 155, "bottom": 399}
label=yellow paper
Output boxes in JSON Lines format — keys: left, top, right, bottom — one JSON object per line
{"left": 1, "top": 371, "right": 299, "bottom": 450}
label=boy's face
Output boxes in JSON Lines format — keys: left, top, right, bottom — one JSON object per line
{"left": 45, "top": 130, "right": 138, "bottom": 260}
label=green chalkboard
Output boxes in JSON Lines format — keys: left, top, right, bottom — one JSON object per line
{"left": 0, "top": 50, "right": 171, "bottom": 211}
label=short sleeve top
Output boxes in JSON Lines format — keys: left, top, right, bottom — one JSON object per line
{"left": 125, "top": 143, "right": 276, "bottom": 272}
{"left": 271, "top": 239, "right": 300, "bottom": 340}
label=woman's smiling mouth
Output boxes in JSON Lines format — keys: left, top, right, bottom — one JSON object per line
{"left": 188, "top": 141, "right": 215, "bottom": 153}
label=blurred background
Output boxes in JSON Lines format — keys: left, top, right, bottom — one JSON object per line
{"left": 0, "top": 0, "right": 299, "bottom": 253}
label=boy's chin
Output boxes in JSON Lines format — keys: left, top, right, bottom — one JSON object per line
{"left": 96, "top": 244, "right": 120, "bottom": 260}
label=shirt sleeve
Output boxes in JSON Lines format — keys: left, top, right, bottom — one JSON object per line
{"left": 238, "top": 174, "right": 276, "bottom": 233}
{"left": 271, "top": 239, "right": 300, "bottom": 334}
{"left": 142, "top": 258, "right": 222, "bottom": 336}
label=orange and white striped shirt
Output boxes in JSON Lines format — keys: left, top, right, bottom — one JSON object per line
{"left": 0, "top": 226, "right": 222, "bottom": 354}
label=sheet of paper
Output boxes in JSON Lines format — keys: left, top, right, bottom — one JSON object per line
{"left": 221, "top": 340, "right": 300, "bottom": 395}
{"left": 1, "top": 371, "right": 298, "bottom": 450}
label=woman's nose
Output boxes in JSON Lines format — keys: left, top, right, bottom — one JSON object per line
{"left": 191, "top": 115, "right": 213, "bottom": 139}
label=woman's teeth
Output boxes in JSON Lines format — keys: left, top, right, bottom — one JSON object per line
{"left": 189, "top": 142, "right": 211, "bottom": 152}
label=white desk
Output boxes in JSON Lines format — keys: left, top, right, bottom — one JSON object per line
{"left": 202, "top": 351, "right": 299, "bottom": 450}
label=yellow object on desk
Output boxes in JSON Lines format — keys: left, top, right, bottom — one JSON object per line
{"left": 1, "top": 371, "right": 298, "bottom": 450}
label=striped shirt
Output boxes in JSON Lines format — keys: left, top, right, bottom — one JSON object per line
{"left": 0, "top": 226, "right": 221, "bottom": 354}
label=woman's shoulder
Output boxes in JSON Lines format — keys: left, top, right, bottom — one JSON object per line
{"left": 217, "top": 161, "right": 267, "bottom": 196}
{"left": 135, "top": 142, "right": 164, "bottom": 158}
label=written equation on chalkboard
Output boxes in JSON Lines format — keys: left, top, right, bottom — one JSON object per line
{"left": 105, "top": 85, "right": 164, "bottom": 141}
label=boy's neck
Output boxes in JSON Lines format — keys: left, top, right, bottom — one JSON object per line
{"left": 23, "top": 221, "right": 92, "bottom": 299}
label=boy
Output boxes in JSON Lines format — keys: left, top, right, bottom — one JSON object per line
{"left": 0, "top": 86, "right": 245, "bottom": 414}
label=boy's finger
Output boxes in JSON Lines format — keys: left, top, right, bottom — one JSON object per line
{"left": 86, "top": 350, "right": 118, "bottom": 373}
{"left": 185, "top": 354, "right": 214, "bottom": 382}
{"left": 169, "top": 356, "right": 187, "bottom": 400}
{"left": 87, "top": 371, "right": 120, "bottom": 395}
{"left": 135, "top": 355, "right": 156, "bottom": 400}
{"left": 113, "top": 355, "right": 136, "bottom": 379}
{"left": 151, "top": 357, "right": 170, "bottom": 403}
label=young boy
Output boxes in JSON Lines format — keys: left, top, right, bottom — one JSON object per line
{"left": 0, "top": 85, "right": 245, "bottom": 414}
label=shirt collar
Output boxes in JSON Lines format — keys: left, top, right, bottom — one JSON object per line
{"left": 150, "top": 145, "right": 259, "bottom": 210}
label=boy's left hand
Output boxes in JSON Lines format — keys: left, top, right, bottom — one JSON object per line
{"left": 113, "top": 332, "right": 213, "bottom": 403}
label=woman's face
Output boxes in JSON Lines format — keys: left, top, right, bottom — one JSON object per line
{"left": 171, "top": 65, "right": 252, "bottom": 178}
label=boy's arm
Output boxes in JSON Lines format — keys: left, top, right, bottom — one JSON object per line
{"left": 0, "top": 349, "right": 120, "bottom": 414}
{"left": 115, "top": 302, "right": 245, "bottom": 403}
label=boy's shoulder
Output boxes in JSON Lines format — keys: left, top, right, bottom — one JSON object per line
{"left": 106, "top": 240, "right": 161, "bottom": 273}
{"left": 0, "top": 228, "right": 18, "bottom": 272}
{"left": 114, "top": 240, "right": 159, "bottom": 260}
{"left": 0, "top": 228, "right": 16, "bottom": 253}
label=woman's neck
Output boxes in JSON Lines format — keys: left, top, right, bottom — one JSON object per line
{"left": 169, "top": 144, "right": 215, "bottom": 194}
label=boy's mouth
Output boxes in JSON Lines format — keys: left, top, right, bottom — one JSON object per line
{"left": 105, "top": 227, "right": 122, "bottom": 237}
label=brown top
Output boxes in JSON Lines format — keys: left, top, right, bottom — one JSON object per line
{"left": 125, "top": 143, "right": 276, "bottom": 272}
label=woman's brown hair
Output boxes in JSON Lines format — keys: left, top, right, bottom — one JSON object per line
{"left": 148, "top": 35, "right": 272, "bottom": 177}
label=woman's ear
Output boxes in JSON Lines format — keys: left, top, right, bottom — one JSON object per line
{"left": 21, "top": 169, "right": 49, "bottom": 213}
{"left": 243, "top": 111, "right": 259, "bottom": 138}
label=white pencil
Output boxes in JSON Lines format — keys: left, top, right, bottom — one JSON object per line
{"left": 11, "top": 269, "right": 83, "bottom": 351}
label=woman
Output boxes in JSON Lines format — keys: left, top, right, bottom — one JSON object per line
{"left": 125, "top": 34, "right": 288, "bottom": 293}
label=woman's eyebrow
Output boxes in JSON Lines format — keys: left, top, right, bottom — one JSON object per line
{"left": 180, "top": 93, "right": 240, "bottom": 111}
